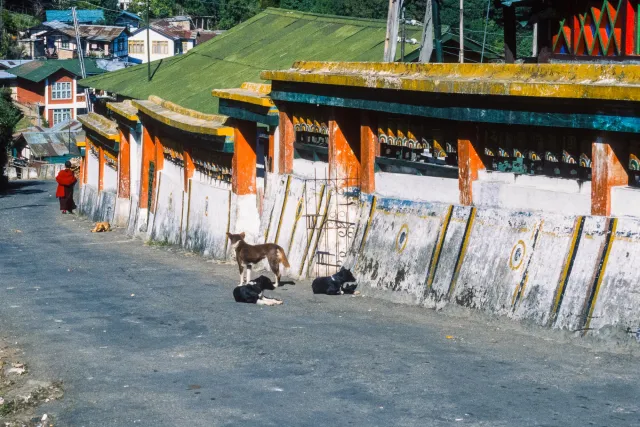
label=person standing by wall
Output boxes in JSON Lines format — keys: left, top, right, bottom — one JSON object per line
{"left": 56, "top": 161, "right": 77, "bottom": 214}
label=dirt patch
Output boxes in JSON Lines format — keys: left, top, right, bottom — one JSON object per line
{"left": 0, "top": 337, "right": 63, "bottom": 427}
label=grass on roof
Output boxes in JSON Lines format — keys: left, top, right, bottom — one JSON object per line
{"left": 80, "top": 8, "right": 421, "bottom": 114}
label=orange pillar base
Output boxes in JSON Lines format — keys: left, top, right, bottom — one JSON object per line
{"left": 360, "top": 111, "right": 376, "bottom": 194}
{"left": 278, "top": 110, "right": 294, "bottom": 175}
{"left": 329, "top": 108, "right": 361, "bottom": 187}
{"left": 458, "top": 126, "right": 484, "bottom": 206}
{"left": 232, "top": 119, "right": 257, "bottom": 195}
{"left": 591, "top": 139, "right": 628, "bottom": 216}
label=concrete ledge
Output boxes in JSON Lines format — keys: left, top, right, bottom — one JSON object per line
{"left": 78, "top": 113, "right": 119, "bottom": 142}
{"left": 107, "top": 100, "right": 139, "bottom": 122}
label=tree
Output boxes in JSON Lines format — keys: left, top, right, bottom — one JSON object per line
{"left": 129, "top": 0, "right": 177, "bottom": 19}
{"left": 218, "top": 0, "right": 258, "bottom": 29}
{"left": 0, "top": 89, "right": 22, "bottom": 191}
{"left": 100, "top": 0, "right": 120, "bottom": 25}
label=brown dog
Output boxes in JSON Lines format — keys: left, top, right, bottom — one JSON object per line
{"left": 91, "top": 222, "right": 111, "bottom": 233}
{"left": 226, "top": 232, "right": 290, "bottom": 287}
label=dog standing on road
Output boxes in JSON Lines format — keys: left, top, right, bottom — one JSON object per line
{"left": 226, "top": 232, "right": 290, "bottom": 287}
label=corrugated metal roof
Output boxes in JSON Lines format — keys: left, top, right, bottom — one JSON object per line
{"left": 45, "top": 10, "right": 105, "bottom": 24}
{"left": 0, "top": 59, "right": 33, "bottom": 69}
{"left": 8, "top": 59, "right": 106, "bottom": 82}
{"left": 0, "top": 71, "right": 16, "bottom": 80}
{"left": 21, "top": 132, "right": 81, "bottom": 158}
{"left": 80, "top": 8, "right": 422, "bottom": 114}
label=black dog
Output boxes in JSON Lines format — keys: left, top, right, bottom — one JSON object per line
{"left": 233, "top": 275, "right": 283, "bottom": 306}
{"left": 312, "top": 267, "right": 358, "bottom": 295}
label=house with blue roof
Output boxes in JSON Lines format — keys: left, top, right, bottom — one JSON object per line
{"left": 115, "top": 10, "right": 142, "bottom": 31}
{"left": 45, "top": 10, "right": 106, "bottom": 24}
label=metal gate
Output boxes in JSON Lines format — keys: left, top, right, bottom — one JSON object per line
{"left": 303, "top": 173, "right": 360, "bottom": 278}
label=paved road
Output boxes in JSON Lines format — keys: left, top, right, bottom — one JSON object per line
{"left": 1, "top": 181, "right": 640, "bottom": 427}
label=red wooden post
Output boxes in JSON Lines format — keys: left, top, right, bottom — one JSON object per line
{"left": 591, "top": 138, "right": 628, "bottom": 216}
{"left": 232, "top": 119, "right": 257, "bottom": 195}
{"left": 458, "top": 126, "right": 484, "bottom": 206}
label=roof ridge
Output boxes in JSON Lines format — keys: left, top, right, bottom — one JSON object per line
{"left": 263, "top": 7, "right": 389, "bottom": 27}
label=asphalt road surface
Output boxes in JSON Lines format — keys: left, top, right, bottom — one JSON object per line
{"left": 1, "top": 181, "right": 639, "bottom": 427}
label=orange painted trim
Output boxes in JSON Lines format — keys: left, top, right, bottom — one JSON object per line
{"left": 151, "top": 133, "right": 164, "bottom": 213}
{"left": 98, "top": 145, "right": 105, "bottom": 192}
{"left": 83, "top": 140, "right": 90, "bottom": 185}
{"left": 458, "top": 126, "right": 484, "bottom": 206}
{"left": 183, "top": 146, "right": 195, "bottom": 193}
{"left": 268, "top": 128, "right": 275, "bottom": 173}
{"left": 139, "top": 125, "right": 154, "bottom": 210}
{"left": 360, "top": 111, "right": 377, "bottom": 194}
{"left": 278, "top": 110, "right": 294, "bottom": 174}
{"left": 118, "top": 126, "right": 131, "bottom": 199}
{"left": 591, "top": 139, "right": 628, "bottom": 216}
{"left": 329, "top": 108, "right": 361, "bottom": 187}
{"left": 232, "top": 119, "right": 257, "bottom": 195}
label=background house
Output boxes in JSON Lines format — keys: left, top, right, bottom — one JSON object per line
{"left": 23, "top": 22, "right": 129, "bottom": 60}
{"left": 115, "top": 10, "right": 142, "bottom": 31}
{"left": 9, "top": 59, "right": 106, "bottom": 127}
{"left": 127, "top": 24, "right": 196, "bottom": 64}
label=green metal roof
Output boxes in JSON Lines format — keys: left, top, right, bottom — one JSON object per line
{"left": 9, "top": 59, "right": 105, "bottom": 83}
{"left": 79, "top": 8, "right": 422, "bottom": 114}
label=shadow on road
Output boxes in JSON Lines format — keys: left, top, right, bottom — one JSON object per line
{"left": 0, "top": 181, "right": 46, "bottom": 198}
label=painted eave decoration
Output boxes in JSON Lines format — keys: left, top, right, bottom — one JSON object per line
{"left": 262, "top": 61, "right": 640, "bottom": 102}
{"left": 211, "top": 82, "right": 274, "bottom": 108}
{"left": 78, "top": 113, "right": 120, "bottom": 142}
{"left": 107, "top": 100, "right": 139, "bottom": 122}
{"left": 132, "top": 96, "right": 233, "bottom": 137}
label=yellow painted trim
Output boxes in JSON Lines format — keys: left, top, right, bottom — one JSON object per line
{"left": 78, "top": 113, "right": 120, "bottom": 142}
{"left": 274, "top": 175, "right": 292, "bottom": 245}
{"left": 395, "top": 223, "right": 409, "bottom": 253}
{"left": 426, "top": 205, "right": 453, "bottom": 290}
{"left": 286, "top": 195, "right": 305, "bottom": 256}
{"left": 133, "top": 97, "right": 233, "bottom": 137}
{"left": 107, "top": 101, "right": 139, "bottom": 122}
{"left": 262, "top": 62, "right": 640, "bottom": 102}
{"left": 583, "top": 218, "right": 618, "bottom": 333}
{"left": 358, "top": 196, "right": 377, "bottom": 255}
{"left": 552, "top": 216, "right": 583, "bottom": 319}
{"left": 448, "top": 208, "right": 477, "bottom": 298}
{"left": 76, "top": 141, "right": 86, "bottom": 147}
{"left": 211, "top": 82, "right": 274, "bottom": 107}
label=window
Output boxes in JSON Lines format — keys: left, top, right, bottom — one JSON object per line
{"left": 52, "top": 109, "right": 72, "bottom": 125}
{"left": 152, "top": 41, "right": 168, "bottom": 54}
{"left": 128, "top": 40, "right": 144, "bottom": 54}
{"left": 51, "top": 82, "right": 72, "bottom": 100}
{"left": 118, "top": 38, "right": 125, "bottom": 52}
{"left": 61, "top": 38, "right": 69, "bottom": 49}
{"left": 182, "top": 41, "right": 188, "bottom": 53}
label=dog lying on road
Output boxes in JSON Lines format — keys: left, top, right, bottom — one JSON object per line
{"left": 233, "top": 275, "right": 283, "bottom": 306}
{"left": 312, "top": 267, "right": 358, "bottom": 295}
{"left": 226, "top": 232, "right": 290, "bottom": 287}
{"left": 91, "top": 222, "right": 111, "bottom": 233}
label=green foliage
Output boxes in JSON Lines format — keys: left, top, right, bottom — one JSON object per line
{"left": 0, "top": 90, "right": 22, "bottom": 190}
{"left": 129, "top": 0, "right": 178, "bottom": 20}
{"left": 218, "top": 0, "right": 259, "bottom": 29}
{"left": 1, "top": 11, "right": 39, "bottom": 58}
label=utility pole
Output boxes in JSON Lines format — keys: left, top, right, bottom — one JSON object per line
{"left": 146, "top": 0, "right": 151, "bottom": 80}
{"left": 383, "top": 0, "right": 402, "bottom": 62}
{"left": 459, "top": 0, "right": 464, "bottom": 63}
{"left": 72, "top": 7, "right": 92, "bottom": 113}
{"left": 419, "top": 0, "right": 433, "bottom": 62}
{"left": 433, "top": 0, "right": 443, "bottom": 62}
{"left": 400, "top": 7, "right": 406, "bottom": 62}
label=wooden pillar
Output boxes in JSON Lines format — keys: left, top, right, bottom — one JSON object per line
{"left": 591, "top": 138, "right": 628, "bottom": 216}
{"left": 232, "top": 119, "right": 257, "bottom": 195}
{"left": 83, "top": 141, "right": 90, "bottom": 185}
{"left": 267, "top": 126, "right": 275, "bottom": 173}
{"left": 278, "top": 108, "right": 294, "bottom": 175}
{"left": 118, "top": 126, "right": 131, "bottom": 199}
{"left": 183, "top": 146, "right": 195, "bottom": 193}
{"left": 458, "top": 125, "right": 484, "bottom": 206}
{"left": 329, "top": 108, "right": 361, "bottom": 187}
{"left": 139, "top": 124, "right": 154, "bottom": 210}
{"left": 151, "top": 133, "right": 164, "bottom": 213}
{"left": 360, "top": 111, "right": 377, "bottom": 194}
{"left": 503, "top": 5, "right": 517, "bottom": 63}
{"left": 98, "top": 145, "right": 105, "bottom": 192}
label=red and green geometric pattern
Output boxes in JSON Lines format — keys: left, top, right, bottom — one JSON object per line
{"left": 553, "top": 0, "right": 639, "bottom": 56}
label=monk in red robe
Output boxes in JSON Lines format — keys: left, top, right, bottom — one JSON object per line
{"left": 56, "top": 161, "right": 77, "bottom": 214}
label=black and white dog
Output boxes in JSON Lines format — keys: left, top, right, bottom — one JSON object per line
{"left": 233, "top": 275, "right": 283, "bottom": 306}
{"left": 312, "top": 267, "right": 358, "bottom": 295}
